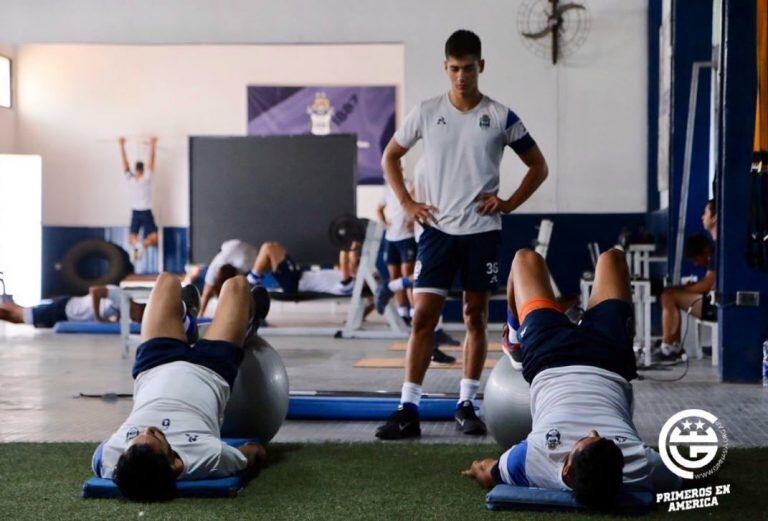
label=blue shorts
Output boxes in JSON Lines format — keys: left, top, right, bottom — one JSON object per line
{"left": 31, "top": 297, "right": 71, "bottom": 328}
{"left": 130, "top": 210, "right": 157, "bottom": 236}
{"left": 272, "top": 255, "right": 302, "bottom": 293}
{"left": 384, "top": 238, "right": 417, "bottom": 266}
{"left": 519, "top": 299, "right": 637, "bottom": 384}
{"left": 413, "top": 227, "right": 501, "bottom": 294}
{"left": 132, "top": 337, "right": 244, "bottom": 387}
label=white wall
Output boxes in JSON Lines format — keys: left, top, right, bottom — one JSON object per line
{"left": 0, "top": 44, "right": 15, "bottom": 153}
{"left": 5, "top": 0, "right": 648, "bottom": 225}
{"left": 15, "top": 44, "right": 404, "bottom": 226}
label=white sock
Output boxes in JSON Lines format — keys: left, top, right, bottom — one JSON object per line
{"left": 434, "top": 315, "right": 443, "bottom": 332}
{"left": 459, "top": 378, "right": 481, "bottom": 404}
{"left": 398, "top": 306, "right": 409, "bottom": 318}
{"left": 246, "top": 270, "right": 262, "bottom": 286}
{"left": 22, "top": 307, "right": 34, "bottom": 325}
{"left": 507, "top": 328, "right": 520, "bottom": 344}
{"left": 400, "top": 382, "right": 422, "bottom": 407}
{"left": 409, "top": 307, "right": 415, "bottom": 318}
{"left": 388, "top": 278, "right": 405, "bottom": 292}
{"left": 661, "top": 342, "right": 681, "bottom": 356}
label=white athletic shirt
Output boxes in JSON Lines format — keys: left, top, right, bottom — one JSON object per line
{"left": 498, "top": 366, "right": 679, "bottom": 493}
{"left": 379, "top": 183, "right": 415, "bottom": 242}
{"left": 298, "top": 269, "right": 345, "bottom": 294}
{"left": 97, "top": 361, "right": 247, "bottom": 481}
{"left": 204, "top": 240, "right": 260, "bottom": 286}
{"left": 126, "top": 170, "right": 152, "bottom": 211}
{"left": 394, "top": 94, "right": 535, "bottom": 236}
{"left": 64, "top": 285, "right": 121, "bottom": 321}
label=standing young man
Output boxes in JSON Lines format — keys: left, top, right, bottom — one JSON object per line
{"left": 376, "top": 30, "right": 548, "bottom": 439}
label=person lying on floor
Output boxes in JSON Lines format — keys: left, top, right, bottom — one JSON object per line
{"left": 93, "top": 274, "right": 268, "bottom": 501}
{"left": 196, "top": 240, "right": 358, "bottom": 316}
{"left": 0, "top": 285, "right": 144, "bottom": 327}
{"left": 463, "top": 249, "right": 680, "bottom": 509}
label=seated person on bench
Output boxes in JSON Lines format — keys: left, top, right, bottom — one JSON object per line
{"left": 0, "top": 285, "right": 144, "bottom": 328}
{"left": 658, "top": 199, "right": 717, "bottom": 362}
{"left": 463, "top": 249, "right": 680, "bottom": 509}
{"left": 94, "top": 273, "right": 267, "bottom": 501}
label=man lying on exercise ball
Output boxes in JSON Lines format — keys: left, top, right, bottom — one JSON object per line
{"left": 92, "top": 274, "right": 270, "bottom": 501}
{"left": 0, "top": 284, "right": 144, "bottom": 327}
{"left": 463, "top": 249, "right": 679, "bottom": 509}
{"left": 198, "top": 240, "right": 357, "bottom": 316}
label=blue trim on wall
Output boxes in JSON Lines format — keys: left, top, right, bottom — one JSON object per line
{"left": 717, "top": 0, "right": 767, "bottom": 383}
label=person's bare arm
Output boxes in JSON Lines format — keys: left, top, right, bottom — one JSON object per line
{"left": 237, "top": 442, "right": 267, "bottom": 476}
{"left": 148, "top": 136, "right": 158, "bottom": 172}
{"left": 89, "top": 285, "right": 109, "bottom": 322}
{"left": 199, "top": 283, "right": 214, "bottom": 317}
{"left": 382, "top": 138, "right": 437, "bottom": 225}
{"left": 461, "top": 458, "right": 499, "bottom": 489}
{"left": 681, "top": 270, "right": 716, "bottom": 294}
{"left": 477, "top": 144, "right": 549, "bottom": 215}
{"left": 119, "top": 137, "right": 131, "bottom": 174}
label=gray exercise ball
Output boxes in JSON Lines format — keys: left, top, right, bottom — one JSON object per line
{"left": 483, "top": 356, "right": 533, "bottom": 450}
{"left": 221, "top": 335, "right": 289, "bottom": 443}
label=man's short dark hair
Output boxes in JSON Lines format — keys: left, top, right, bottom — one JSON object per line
{"left": 684, "top": 233, "right": 711, "bottom": 260}
{"left": 135, "top": 161, "right": 144, "bottom": 171}
{"left": 213, "top": 263, "right": 239, "bottom": 297}
{"left": 113, "top": 444, "right": 177, "bottom": 501}
{"left": 445, "top": 30, "right": 482, "bottom": 60}
{"left": 570, "top": 438, "right": 624, "bottom": 509}
{"left": 706, "top": 198, "right": 717, "bottom": 217}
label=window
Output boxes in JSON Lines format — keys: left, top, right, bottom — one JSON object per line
{"left": 0, "top": 55, "right": 10, "bottom": 108}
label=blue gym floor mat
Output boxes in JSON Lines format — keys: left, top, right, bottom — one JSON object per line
{"left": 54, "top": 318, "right": 212, "bottom": 335}
{"left": 486, "top": 484, "right": 653, "bottom": 514}
{"left": 287, "top": 395, "right": 466, "bottom": 421}
{"left": 83, "top": 438, "right": 256, "bottom": 499}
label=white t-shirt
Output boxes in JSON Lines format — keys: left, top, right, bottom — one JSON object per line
{"left": 394, "top": 94, "right": 535, "bottom": 236}
{"left": 65, "top": 285, "right": 121, "bottom": 321}
{"left": 298, "top": 269, "right": 345, "bottom": 294}
{"left": 498, "top": 366, "right": 679, "bottom": 493}
{"left": 126, "top": 170, "right": 153, "bottom": 211}
{"left": 379, "top": 183, "right": 415, "bottom": 242}
{"left": 97, "top": 361, "right": 247, "bottom": 481}
{"left": 204, "top": 240, "right": 260, "bottom": 286}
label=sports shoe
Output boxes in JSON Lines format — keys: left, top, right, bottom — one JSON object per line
{"left": 245, "top": 284, "right": 271, "bottom": 339}
{"left": 502, "top": 324, "right": 523, "bottom": 370}
{"left": 375, "top": 283, "right": 394, "bottom": 314}
{"left": 434, "top": 328, "right": 461, "bottom": 346}
{"left": 181, "top": 284, "right": 201, "bottom": 343}
{"left": 333, "top": 279, "right": 355, "bottom": 296}
{"left": 375, "top": 404, "right": 421, "bottom": 440}
{"left": 431, "top": 346, "right": 456, "bottom": 364}
{"left": 455, "top": 400, "right": 487, "bottom": 435}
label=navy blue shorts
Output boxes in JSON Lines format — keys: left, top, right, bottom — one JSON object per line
{"left": 130, "top": 210, "right": 157, "bottom": 235}
{"left": 413, "top": 227, "right": 501, "bottom": 294}
{"left": 384, "top": 238, "right": 417, "bottom": 266}
{"left": 272, "top": 255, "right": 303, "bottom": 293}
{"left": 132, "top": 337, "right": 244, "bottom": 387}
{"left": 519, "top": 299, "right": 637, "bottom": 384}
{"left": 31, "top": 297, "right": 71, "bottom": 328}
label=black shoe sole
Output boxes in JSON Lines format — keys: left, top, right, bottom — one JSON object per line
{"left": 455, "top": 420, "right": 487, "bottom": 436}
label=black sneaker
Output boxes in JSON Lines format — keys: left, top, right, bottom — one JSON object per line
{"left": 246, "top": 285, "right": 271, "bottom": 339}
{"left": 375, "top": 405, "right": 421, "bottom": 440}
{"left": 431, "top": 347, "right": 456, "bottom": 364}
{"left": 455, "top": 400, "right": 487, "bottom": 435}
{"left": 434, "top": 328, "right": 461, "bottom": 346}
{"left": 181, "top": 284, "right": 201, "bottom": 343}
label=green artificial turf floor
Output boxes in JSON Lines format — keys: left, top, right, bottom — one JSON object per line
{"left": 0, "top": 443, "right": 765, "bottom": 520}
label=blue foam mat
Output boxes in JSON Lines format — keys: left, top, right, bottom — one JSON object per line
{"left": 54, "top": 318, "right": 212, "bottom": 335}
{"left": 486, "top": 484, "right": 653, "bottom": 514}
{"left": 83, "top": 437, "right": 255, "bottom": 499}
{"left": 287, "top": 396, "right": 463, "bottom": 421}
